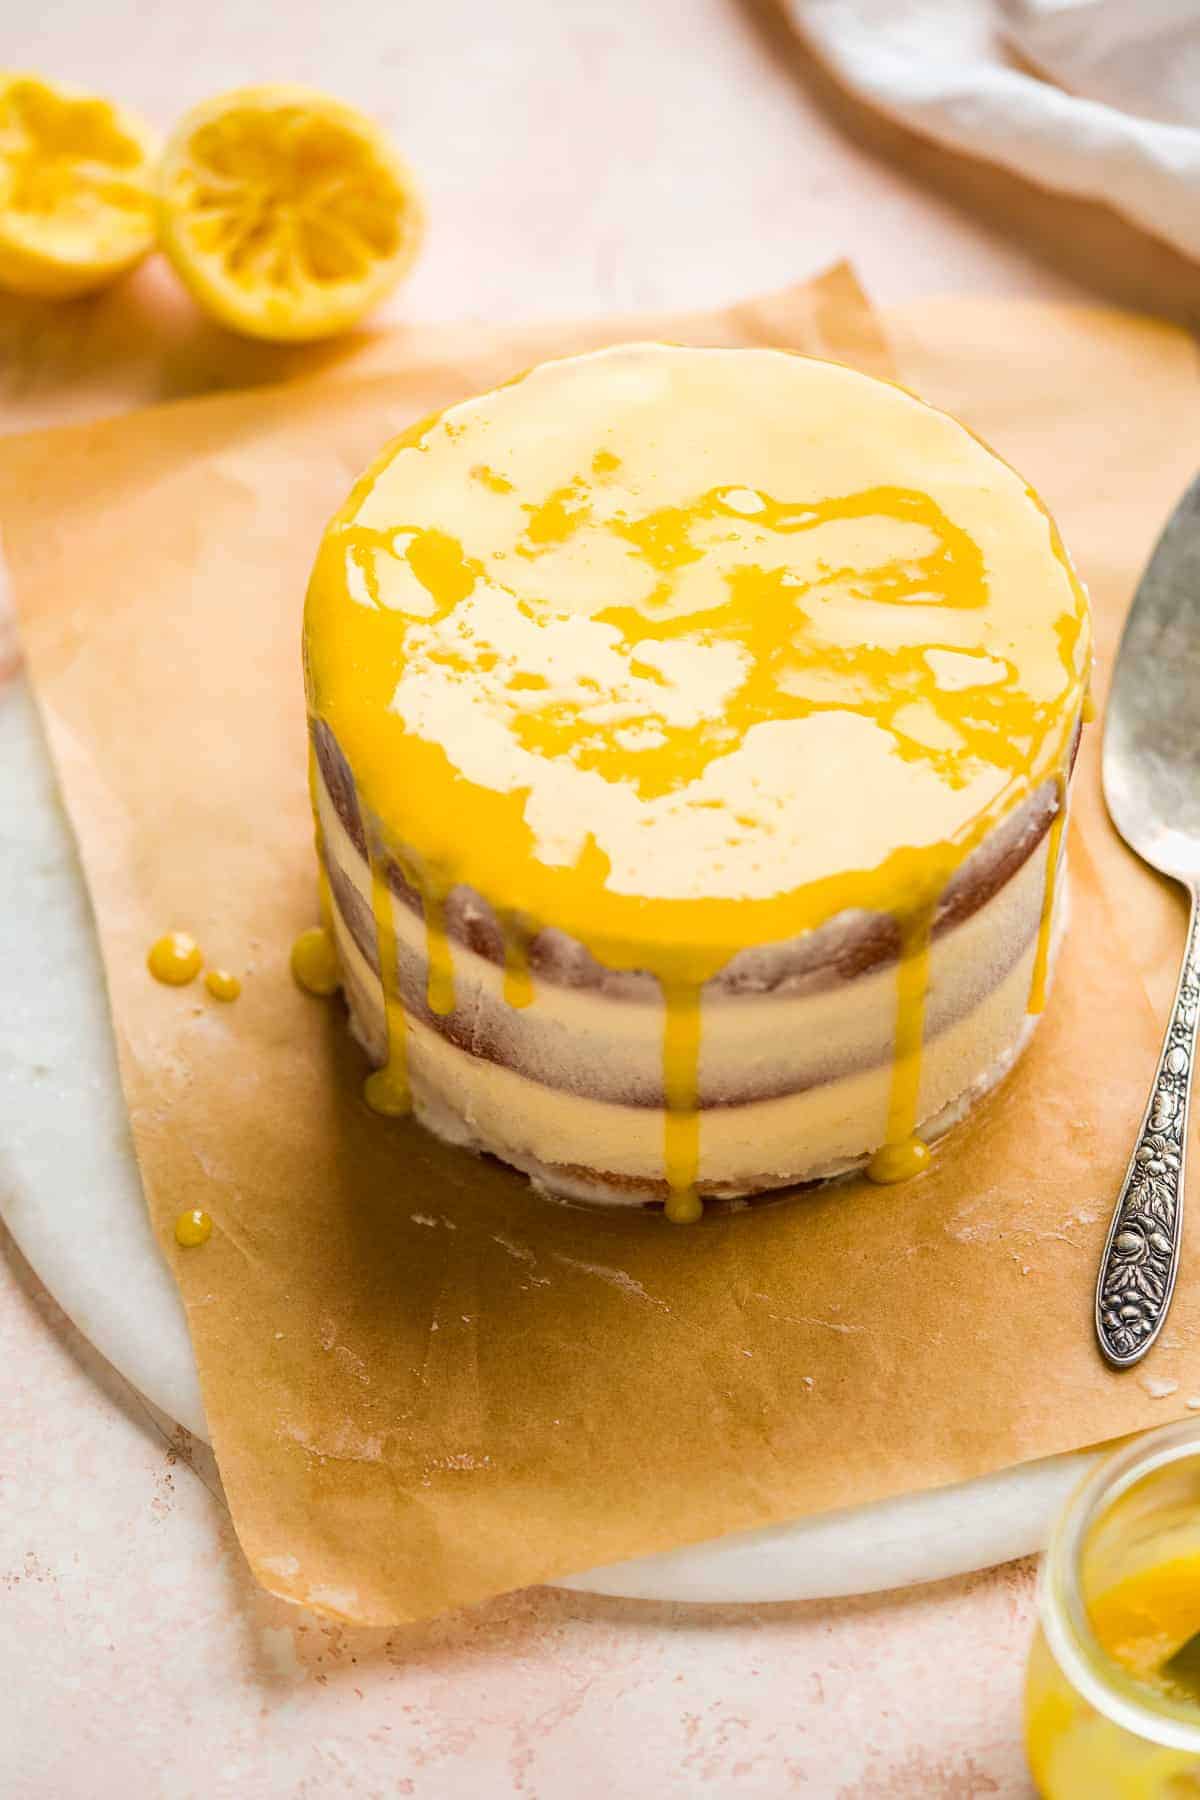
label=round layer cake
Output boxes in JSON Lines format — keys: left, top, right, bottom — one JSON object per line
{"left": 302, "top": 343, "right": 1090, "bottom": 1221}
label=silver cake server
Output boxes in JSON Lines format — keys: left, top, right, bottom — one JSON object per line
{"left": 1096, "top": 473, "right": 1200, "bottom": 1368}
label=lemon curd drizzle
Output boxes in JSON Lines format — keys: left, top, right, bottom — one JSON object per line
{"left": 421, "top": 883, "right": 456, "bottom": 1017}
{"left": 293, "top": 740, "right": 340, "bottom": 994}
{"left": 305, "top": 742, "right": 332, "bottom": 924}
{"left": 865, "top": 900, "right": 941, "bottom": 1186}
{"left": 501, "top": 928, "right": 535, "bottom": 1012}
{"left": 1028, "top": 772, "right": 1069, "bottom": 1018}
{"left": 363, "top": 845, "right": 411, "bottom": 1116}
{"left": 291, "top": 926, "right": 339, "bottom": 996}
{"left": 302, "top": 346, "right": 1090, "bottom": 1217}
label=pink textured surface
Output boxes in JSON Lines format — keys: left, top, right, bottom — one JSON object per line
{"left": 6, "top": 0, "right": 1195, "bottom": 1790}
{"left": 3, "top": 1235, "right": 1038, "bottom": 1796}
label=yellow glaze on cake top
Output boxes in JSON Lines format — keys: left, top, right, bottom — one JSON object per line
{"left": 303, "top": 344, "right": 1090, "bottom": 1217}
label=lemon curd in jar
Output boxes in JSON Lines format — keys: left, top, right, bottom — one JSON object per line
{"left": 1027, "top": 1422, "right": 1200, "bottom": 1797}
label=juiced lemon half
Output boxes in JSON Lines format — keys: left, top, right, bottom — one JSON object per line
{"left": 157, "top": 85, "right": 424, "bottom": 342}
{"left": 0, "top": 73, "right": 158, "bottom": 298}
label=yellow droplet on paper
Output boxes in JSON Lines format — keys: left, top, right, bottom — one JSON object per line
{"left": 867, "top": 1136, "right": 931, "bottom": 1185}
{"left": 204, "top": 968, "right": 241, "bottom": 1002}
{"left": 664, "top": 1186, "right": 704, "bottom": 1225}
{"left": 148, "top": 931, "right": 203, "bottom": 986}
{"left": 174, "top": 1208, "right": 213, "bottom": 1248}
{"left": 1082, "top": 689, "right": 1097, "bottom": 723}
{"left": 291, "top": 926, "right": 339, "bottom": 996}
{"left": 364, "top": 1067, "right": 411, "bottom": 1116}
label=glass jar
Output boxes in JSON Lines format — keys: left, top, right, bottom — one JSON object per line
{"left": 1027, "top": 1421, "right": 1200, "bottom": 1797}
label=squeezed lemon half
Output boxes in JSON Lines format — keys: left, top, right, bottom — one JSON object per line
{"left": 0, "top": 72, "right": 158, "bottom": 298}
{"left": 157, "top": 85, "right": 425, "bottom": 342}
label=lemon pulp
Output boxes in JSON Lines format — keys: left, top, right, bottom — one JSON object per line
{"left": 157, "top": 84, "right": 424, "bottom": 342}
{"left": 0, "top": 73, "right": 157, "bottom": 298}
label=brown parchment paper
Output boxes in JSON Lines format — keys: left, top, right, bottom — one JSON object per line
{"left": 5, "top": 264, "right": 1200, "bottom": 1626}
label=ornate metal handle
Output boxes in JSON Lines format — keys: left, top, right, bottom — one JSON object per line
{"left": 1096, "top": 885, "right": 1200, "bottom": 1366}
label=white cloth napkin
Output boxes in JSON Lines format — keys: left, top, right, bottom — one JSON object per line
{"left": 785, "top": 0, "right": 1200, "bottom": 260}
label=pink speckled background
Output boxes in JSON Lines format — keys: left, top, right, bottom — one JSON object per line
{"left": 4, "top": 1232, "right": 1038, "bottom": 1795}
{"left": 6, "top": 0, "right": 1198, "bottom": 1791}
